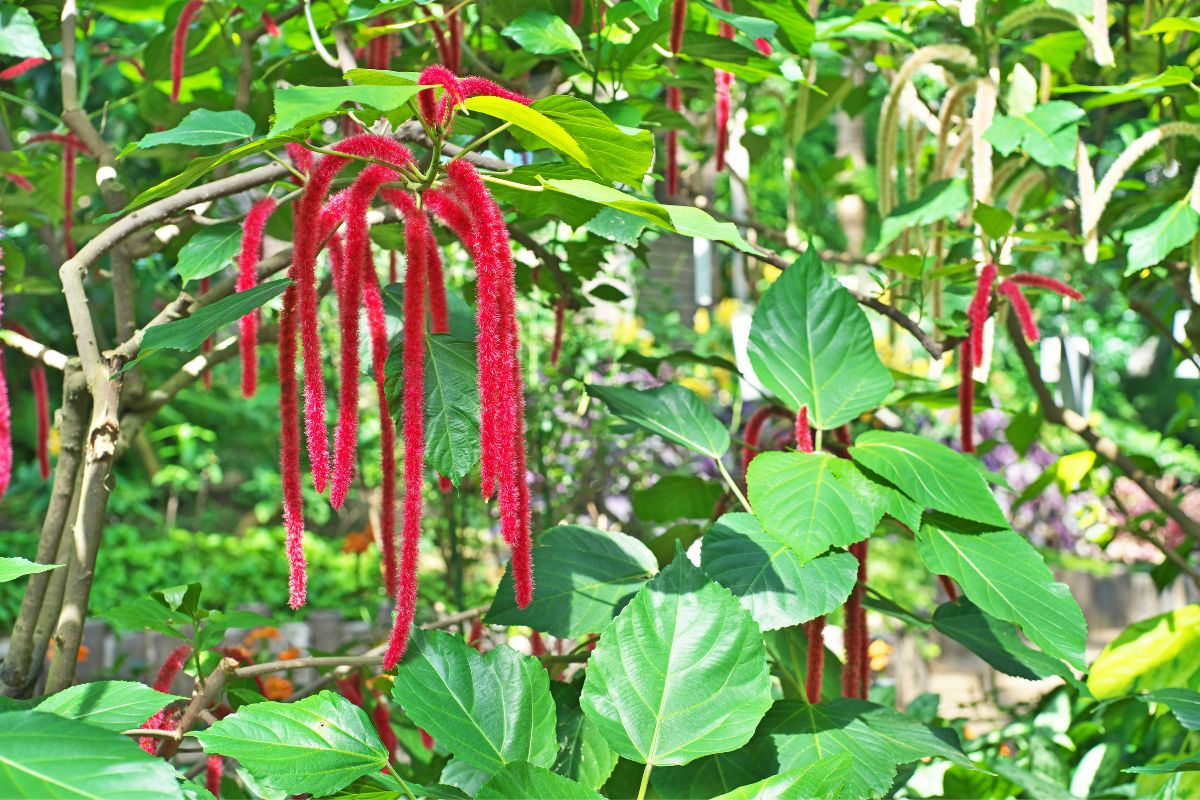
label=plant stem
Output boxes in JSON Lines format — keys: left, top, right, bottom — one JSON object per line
{"left": 637, "top": 762, "right": 653, "bottom": 800}
{"left": 386, "top": 762, "right": 418, "bottom": 800}
{"left": 448, "top": 121, "right": 512, "bottom": 164}
{"left": 715, "top": 459, "right": 752, "bottom": 513}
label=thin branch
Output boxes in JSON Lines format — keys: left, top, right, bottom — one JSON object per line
{"left": 0, "top": 329, "right": 70, "bottom": 371}
{"left": 155, "top": 658, "right": 238, "bottom": 758}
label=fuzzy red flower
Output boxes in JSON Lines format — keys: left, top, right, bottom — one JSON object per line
{"left": 741, "top": 404, "right": 792, "bottom": 473}
{"left": 999, "top": 279, "right": 1039, "bottom": 342}
{"left": 958, "top": 341, "right": 975, "bottom": 454}
{"left": 795, "top": 405, "right": 814, "bottom": 454}
{"left": 205, "top": 756, "right": 223, "bottom": 796}
{"left": 362, "top": 260, "right": 399, "bottom": 597}
{"left": 670, "top": 0, "right": 687, "bottom": 54}
{"left": 0, "top": 272, "right": 9, "bottom": 500}
{"left": 236, "top": 197, "right": 277, "bottom": 398}
{"left": 804, "top": 616, "right": 825, "bottom": 704}
{"left": 0, "top": 58, "right": 46, "bottom": 81}
{"left": 967, "top": 263, "right": 997, "bottom": 364}
{"left": 1009, "top": 272, "right": 1083, "bottom": 300}
{"left": 260, "top": 11, "right": 280, "bottom": 36}
{"left": 139, "top": 644, "right": 192, "bottom": 754}
{"left": 170, "top": 0, "right": 205, "bottom": 103}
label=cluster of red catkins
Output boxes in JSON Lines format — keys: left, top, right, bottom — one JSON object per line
{"left": 238, "top": 69, "right": 534, "bottom": 668}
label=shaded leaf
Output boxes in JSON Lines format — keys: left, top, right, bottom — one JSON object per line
{"left": 588, "top": 383, "right": 730, "bottom": 459}
{"left": 175, "top": 224, "right": 242, "bottom": 284}
{"left": 38, "top": 681, "right": 184, "bottom": 733}
{"left": 633, "top": 475, "right": 724, "bottom": 523}
{"left": 879, "top": 180, "right": 969, "bottom": 249}
{"left": 932, "top": 599, "right": 1074, "bottom": 682}
{"left": 551, "top": 682, "right": 618, "bottom": 791}
{"left": 711, "top": 753, "right": 854, "bottom": 799}
{"left": 1144, "top": 689, "right": 1200, "bottom": 731}
{"left": 135, "top": 110, "right": 255, "bottom": 149}
{"left": 478, "top": 763, "right": 603, "bottom": 799}
{"left": 984, "top": 101, "right": 1085, "bottom": 168}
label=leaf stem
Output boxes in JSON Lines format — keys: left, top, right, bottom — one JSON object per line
{"left": 479, "top": 174, "right": 544, "bottom": 191}
{"left": 448, "top": 121, "right": 513, "bottom": 165}
{"left": 715, "top": 458, "right": 752, "bottom": 513}
{"left": 386, "top": 762, "right": 418, "bottom": 800}
{"left": 637, "top": 762, "right": 653, "bottom": 800}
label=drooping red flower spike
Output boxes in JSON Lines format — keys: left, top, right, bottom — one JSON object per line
{"left": 370, "top": 690, "right": 401, "bottom": 759}
{"left": 205, "top": 756, "right": 223, "bottom": 796}
{"left": 467, "top": 617, "right": 485, "bottom": 651}
{"left": 999, "top": 279, "right": 1039, "bottom": 342}
{"left": 5, "top": 323, "right": 51, "bottom": 479}
{"left": 449, "top": 12, "right": 463, "bottom": 74}
{"left": 670, "top": 0, "right": 686, "bottom": 54}
{"left": 417, "top": 65, "right": 465, "bottom": 130}
{"left": 939, "top": 574, "right": 959, "bottom": 602}
{"left": 260, "top": 11, "right": 280, "bottom": 37}
{"left": 805, "top": 616, "right": 825, "bottom": 703}
{"left": 958, "top": 343, "right": 976, "bottom": 457}
{"left": 741, "top": 404, "right": 793, "bottom": 473}
{"left": 236, "top": 196, "right": 277, "bottom": 398}
{"left": 139, "top": 644, "right": 192, "bottom": 754}
{"left": 170, "top": 0, "right": 205, "bottom": 103}
{"left": 1009, "top": 272, "right": 1083, "bottom": 301}
{"left": 366, "top": 15, "right": 394, "bottom": 71}
{"left": 713, "top": 0, "right": 734, "bottom": 172}
{"left": 967, "top": 262, "right": 997, "bottom": 364}
{"left": 362, "top": 248, "right": 399, "bottom": 598}
{"left": 570, "top": 0, "right": 585, "bottom": 27}
{"left": 459, "top": 77, "right": 533, "bottom": 106}
{"left": 3, "top": 173, "right": 33, "bottom": 192}
{"left": 529, "top": 630, "right": 546, "bottom": 656}
{"left": 842, "top": 540, "right": 870, "bottom": 699}
{"left": 795, "top": 405, "right": 814, "bottom": 454}
{"left": 753, "top": 37, "right": 773, "bottom": 56}
{"left": 285, "top": 143, "right": 312, "bottom": 182}
{"left": 278, "top": 280, "right": 308, "bottom": 610}
{"left": 0, "top": 58, "right": 46, "bottom": 81}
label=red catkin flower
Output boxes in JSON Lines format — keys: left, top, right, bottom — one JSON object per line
{"left": 3, "top": 173, "right": 33, "bottom": 192}
{"left": 205, "top": 756, "right": 223, "bottom": 796}
{"left": 277, "top": 280, "right": 308, "bottom": 609}
{"left": 549, "top": 296, "right": 566, "bottom": 367}
{"left": 939, "top": 574, "right": 959, "bottom": 602}
{"left": 260, "top": 11, "right": 280, "bottom": 36}
{"left": 139, "top": 644, "right": 192, "bottom": 754}
{"left": 366, "top": 15, "right": 394, "bottom": 70}
{"left": 170, "top": 0, "right": 205, "bottom": 103}
{"left": 958, "top": 341, "right": 975, "bottom": 454}
{"left": 0, "top": 58, "right": 46, "bottom": 81}
{"left": 459, "top": 76, "right": 533, "bottom": 106}
{"left": 236, "top": 197, "right": 277, "bottom": 398}
{"left": 795, "top": 405, "right": 814, "bottom": 454}
{"left": 844, "top": 540, "right": 870, "bottom": 699}
{"left": 999, "top": 279, "right": 1039, "bottom": 342}
{"left": 741, "top": 404, "right": 792, "bottom": 474}
{"left": 420, "top": 728, "right": 435, "bottom": 750}
{"left": 336, "top": 675, "right": 365, "bottom": 707}
{"left": 804, "top": 616, "right": 825, "bottom": 704}
{"left": 713, "top": 0, "right": 734, "bottom": 172}
{"left": 1009, "top": 272, "right": 1083, "bottom": 300}
{"left": 467, "top": 617, "right": 485, "bottom": 651}
{"left": 285, "top": 143, "right": 312, "bottom": 182}
{"left": 363, "top": 248, "right": 399, "bottom": 599}
{"left": 417, "top": 65, "right": 465, "bottom": 130}
{"left": 570, "top": 0, "right": 585, "bottom": 27}
{"left": 428, "top": 18, "right": 453, "bottom": 71}
{"left": 670, "top": 0, "right": 686, "bottom": 54}
{"left": 449, "top": 11, "right": 463, "bottom": 74}
{"left": 370, "top": 692, "right": 400, "bottom": 759}
{"left": 5, "top": 323, "right": 51, "bottom": 480}
{"left": 529, "top": 630, "right": 546, "bottom": 656}
{"left": 967, "top": 263, "right": 997, "bottom": 364}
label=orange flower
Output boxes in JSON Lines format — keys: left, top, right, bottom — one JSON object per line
{"left": 343, "top": 524, "right": 373, "bottom": 554}
{"left": 241, "top": 626, "right": 281, "bottom": 647}
{"left": 262, "top": 676, "right": 293, "bottom": 700}
{"left": 278, "top": 647, "right": 300, "bottom": 660}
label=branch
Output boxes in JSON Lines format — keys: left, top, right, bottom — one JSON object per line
{"left": 155, "top": 657, "right": 238, "bottom": 759}
{"left": 0, "top": 329, "right": 70, "bottom": 371}
{"left": 1006, "top": 312, "right": 1200, "bottom": 547}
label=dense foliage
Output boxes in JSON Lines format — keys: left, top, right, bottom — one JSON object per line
{"left": 2, "top": 0, "right": 1200, "bottom": 798}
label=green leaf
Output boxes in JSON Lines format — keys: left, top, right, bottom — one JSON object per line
{"left": 1142, "top": 16, "right": 1200, "bottom": 35}
{"left": 1087, "top": 605, "right": 1200, "bottom": 698}
{"left": 122, "top": 279, "right": 291, "bottom": 372}
{"left": 580, "top": 551, "right": 774, "bottom": 767}
{"left": 0, "top": 711, "right": 183, "bottom": 798}
{"left": 99, "top": 596, "right": 190, "bottom": 638}
{"left": 746, "top": 0, "right": 814, "bottom": 56}
{"left": 1056, "top": 66, "right": 1196, "bottom": 107}
{"left": 652, "top": 748, "right": 767, "bottom": 798}
{"left": 1124, "top": 198, "right": 1200, "bottom": 272}
{"left": 0, "top": 556, "right": 60, "bottom": 583}
{"left": 478, "top": 763, "right": 603, "bottom": 799}
{"left": 526, "top": 96, "right": 654, "bottom": 186}
{"left": 710, "top": 754, "right": 854, "bottom": 800}
{"left": 587, "top": 383, "right": 730, "bottom": 459}
{"left": 746, "top": 251, "right": 893, "bottom": 429}
{"left": 463, "top": 96, "right": 591, "bottom": 171}
{"left": 746, "top": 453, "right": 870, "bottom": 563}
{"left": 932, "top": 600, "right": 1074, "bottom": 682}
{"left": 849, "top": 430, "right": 1008, "bottom": 528}
{"left": 269, "top": 84, "right": 425, "bottom": 136}
{"left": 193, "top": 692, "right": 388, "bottom": 796}
{"left": 1125, "top": 754, "right": 1200, "bottom": 774}
{"left": 538, "top": 179, "right": 762, "bottom": 254}
{"left": 501, "top": 11, "right": 583, "bottom": 54}
{"left": 175, "top": 224, "right": 243, "bottom": 284}
{"left": 0, "top": 6, "right": 51, "bottom": 59}
{"left": 983, "top": 101, "right": 1086, "bottom": 168}
{"left": 973, "top": 202, "right": 1015, "bottom": 241}
{"left": 702, "top": 512, "right": 859, "bottom": 630}
{"left": 916, "top": 524, "right": 1087, "bottom": 670}
{"left": 487, "top": 163, "right": 603, "bottom": 228}
{"left": 680, "top": 33, "right": 779, "bottom": 82}
{"left": 878, "top": 179, "right": 970, "bottom": 249}
{"left": 421, "top": 334, "right": 481, "bottom": 484}
{"left": 135, "top": 110, "right": 256, "bottom": 149}
{"left": 632, "top": 475, "right": 724, "bottom": 522}
{"left": 551, "top": 682, "right": 618, "bottom": 791}
{"left": 990, "top": 761, "right": 1078, "bottom": 799}
{"left": 487, "top": 525, "right": 657, "bottom": 637}
{"left": 702, "top": 2, "right": 778, "bottom": 41}
{"left": 391, "top": 630, "right": 558, "bottom": 775}
{"left": 37, "top": 681, "right": 183, "bottom": 732}
{"left": 1143, "top": 689, "right": 1200, "bottom": 731}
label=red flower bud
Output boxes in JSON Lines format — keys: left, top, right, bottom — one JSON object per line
{"left": 260, "top": 11, "right": 280, "bottom": 37}
{"left": 795, "top": 405, "right": 813, "bottom": 453}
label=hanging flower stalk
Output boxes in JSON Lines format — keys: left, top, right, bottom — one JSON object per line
{"left": 236, "top": 197, "right": 277, "bottom": 398}
{"left": 740, "top": 404, "right": 793, "bottom": 475}
{"left": 792, "top": 405, "right": 827, "bottom": 703}
{"left": 170, "top": 0, "right": 205, "bottom": 103}
{"left": 0, "top": 58, "right": 46, "bottom": 81}
{"left": 4, "top": 323, "right": 51, "bottom": 479}
{"left": 713, "top": 0, "right": 734, "bottom": 171}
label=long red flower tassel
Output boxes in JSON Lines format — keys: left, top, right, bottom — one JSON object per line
{"left": 0, "top": 58, "right": 46, "bottom": 81}
{"left": 363, "top": 254, "right": 398, "bottom": 598}
{"left": 278, "top": 280, "right": 308, "bottom": 609}
{"left": 713, "top": 0, "right": 734, "bottom": 171}
{"left": 237, "top": 197, "right": 277, "bottom": 398}
{"left": 1009, "top": 273, "right": 1083, "bottom": 300}
{"left": 29, "top": 354, "right": 49, "bottom": 479}
{"left": 999, "top": 279, "right": 1038, "bottom": 341}
{"left": 205, "top": 756, "right": 223, "bottom": 796}
{"left": 804, "top": 617, "right": 825, "bottom": 703}
{"left": 370, "top": 690, "right": 400, "bottom": 760}
{"left": 842, "top": 540, "right": 870, "bottom": 699}
{"left": 139, "top": 644, "right": 192, "bottom": 754}
{"left": 170, "top": 0, "right": 204, "bottom": 103}
{"left": 967, "top": 262, "right": 997, "bottom": 364}
{"left": 741, "top": 404, "right": 792, "bottom": 474}
{"left": 958, "top": 340, "right": 975, "bottom": 454}
{"left": 382, "top": 197, "right": 430, "bottom": 669}
{"left": 670, "top": 0, "right": 686, "bottom": 53}
{"left": 570, "top": 0, "right": 585, "bottom": 27}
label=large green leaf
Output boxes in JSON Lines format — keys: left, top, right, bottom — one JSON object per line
{"left": 0, "top": 556, "right": 60, "bottom": 583}
{"left": 758, "top": 699, "right": 970, "bottom": 799}
{"left": 175, "top": 223, "right": 242, "bottom": 284}
{"left": 848, "top": 430, "right": 1008, "bottom": 528}
{"left": 746, "top": 251, "right": 893, "bottom": 429}
{"left": 1124, "top": 198, "right": 1199, "bottom": 272}
{"left": 477, "top": 763, "right": 603, "bottom": 799}
{"left": 390, "top": 630, "right": 558, "bottom": 775}
{"left": 984, "top": 101, "right": 1086, "bottom": 168}
{"left": 916, "top": 525, "right": 1087, "bottom": 670}
{"left": 501, "top": 11, "right": 583, "bottom": 54}
{"left": 746, "top": 452, "right": 868, "bottom": 564}
{"left": 487, "top": 525, "right": 657, "bottom": 637}
{"left": 652, "top": 748, "right": 767, "bottom": 799}
{"left": 37, "top": 681, "right": 183, "bottom": 732}
{"left": 193, "top": 692, "right": 388, "bottom": 796}
{"left": 488, "top": 163, "right": 604, "bottom": 228}
{"left": 0, "top": 6, "right": 51, "bottom": 59}
{"left": 269, "top": 84, "right": 425, "bottom": 136}
{"left": 526, "top": 96, "right": 655, "bottom": 186}
{"left": 580, "top": 552, "right": 773, "bottom": 767}
{"left": 587, "top": 384, "right": 730, "bottom": 459}
{"left": 932, "top": 600, "right": 1073, "bottom": 682}
{"left": 551, "top": 682, "right": 618, "bottom": 791}
{"left": 122, "top": 279, "right": 290, "bottom": 372}
{"left": 0, "top": 711, "right": 183, "bottom": 799}
{"left": 711, "top": 754, "right": 853, "bottom": 800}
{"left": 702, "top": 512, "right": 859, "bottom": 630}
{"left": 878, "top": 179, "right": 970, "bottom": 249}
{"left": 463, "top": 96, "right": 590, "bottom": 170}
{"left": 632, "top": 475, "right": 724, "bottom": 523}
{"left": 135, "top": 110, "right": 255, "bottom": 150}
{"left": 1143, "top": 689, "right": 1200, "bottom": 731}
{"left": 1088, "top": 605, "right": 1200, "bottom": 698}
